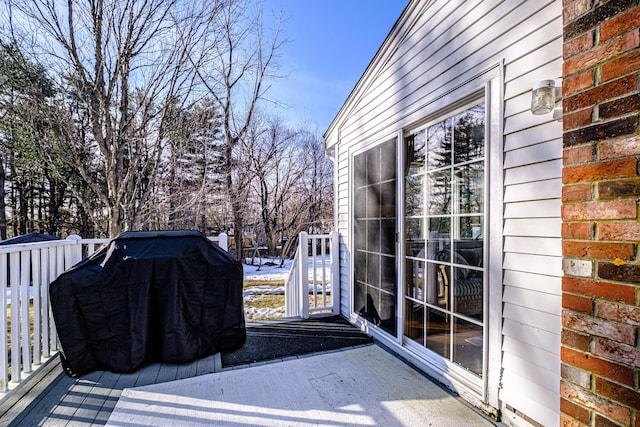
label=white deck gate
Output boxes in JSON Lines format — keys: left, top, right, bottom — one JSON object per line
{"left": 0, "top": 234, "right": 229, "bottom": 400}
{"left": 284, "top": 231, "right": 340, "bottom": 319}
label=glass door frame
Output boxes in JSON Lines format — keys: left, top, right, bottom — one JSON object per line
{"left": 400, "top": 95, "right": 487, "bottom": 394}
{"left": 397, "top": 74, "right": 503, "bottom": 404}
{"left": 349, "top": 68, "right": 503, "bottom": 407}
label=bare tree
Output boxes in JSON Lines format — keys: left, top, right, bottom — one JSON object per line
{"left": 245, "top": 114, "right": 302, "bottom": 255}
{"left": 0, "top": 0, "right": 333, "bottom": 249}
{"left": 186, "top": 0, "right": 284, "bottom": 259}
{"left": 4, "top": 0, "right": 209, "bottom": 236}
{"left": 278, "top": 130, "right": 333, "bottom": 259}
{"left": 0, "top": 40, "right": 74, "bottom": 237}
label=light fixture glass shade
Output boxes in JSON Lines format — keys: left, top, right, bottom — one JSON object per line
{"left": 530, "top": 79, "right": 556, "bottom": 115}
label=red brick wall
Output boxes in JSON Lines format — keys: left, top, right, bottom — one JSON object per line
{"left": 562, "top": 0, "right": 640, "bottom": 426}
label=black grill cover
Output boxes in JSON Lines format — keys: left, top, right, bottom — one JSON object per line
{"left": 50, "top": 230, "right": 245, "bottom": 377}
{"left": 0, "top": 232, "right": 60, "bottom": 245}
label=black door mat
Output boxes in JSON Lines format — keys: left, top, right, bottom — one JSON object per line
{"left": 221, "top": 316, "right": 373, "bottom": 367}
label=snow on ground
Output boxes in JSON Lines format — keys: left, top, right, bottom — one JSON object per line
{"left": 6, "top": 256, "right": 331, "bottom": 322}
{"left": 242, "top": 256, "right": 332, "bottom": 321}
{"left": 243, "top": 257, "right": 292, "bottom": 282}
{"left": 242, "top": 257, "right": 289, "bottom": 321}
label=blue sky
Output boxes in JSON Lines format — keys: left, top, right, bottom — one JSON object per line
{"left": 261, "top": 0, "right": 408, "bottom": 133}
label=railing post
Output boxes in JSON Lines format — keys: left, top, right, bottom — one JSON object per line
{"left": 330, "top": 230, "right": 340, "bottom": 315}
{"left": 66, "top": 235, "right": 82, "bottom": 268}
{"left": 298, "top": 232, "right": 309, "bottom": 319}
{"left": 219, "top": 233, "right": 228, "bottom": 251}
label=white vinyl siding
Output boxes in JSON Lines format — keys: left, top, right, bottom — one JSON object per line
{"left": 326, "top": 1, "right": 562, "bottom": 425}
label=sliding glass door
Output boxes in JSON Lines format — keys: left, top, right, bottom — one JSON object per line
{"left": 353, "top": 139, "right": 397, "bottom": 336}
{"left": 404, "top": 102, "right": 486, "bottom": 377}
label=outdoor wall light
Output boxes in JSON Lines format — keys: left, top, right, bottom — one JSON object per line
{"left": 530, "top": 79, "right": 562, "bottom": 118}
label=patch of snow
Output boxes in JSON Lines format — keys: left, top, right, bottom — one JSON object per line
{"left": 243, "top": 256, "right": 331, "bottom": 282}
{"left": 242, "top": 256, "right": 333, "bottom": 321}
{"left": 244, "top": 305, "right": 286, "bottom": 321}
{"left": 242, "top": 257, "right": 291, "bottom": 281}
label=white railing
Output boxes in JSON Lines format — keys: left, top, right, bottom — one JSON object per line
{"left": 0, "top": 232, "right": 228, "bottom": 400}
{"left": 0, "top": 237, "right": 109, "bottom": 396}
{"left": 285, "top": 231, "right": 339, "bottom": 319}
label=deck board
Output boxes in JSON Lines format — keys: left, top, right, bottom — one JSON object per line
{"left": 107, "top": 345, "right": 496, "bottom": 427}
{"left": 0, "top": 316, "right": 374, "bottom": 426}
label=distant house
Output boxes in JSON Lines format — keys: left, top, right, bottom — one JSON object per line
{"left": 324, "top": 1, "right": 639, "bottom": 426}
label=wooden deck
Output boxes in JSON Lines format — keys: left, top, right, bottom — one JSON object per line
{"left": 107, "top": 345, "right": 496, "bottom": 427}
{"left": 0, "top": 352, "right": 223, "bottom": 426}
{"left": 0, "top": 316, "right": 375, "bottom": 426}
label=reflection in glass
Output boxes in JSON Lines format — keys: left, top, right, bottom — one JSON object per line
{"left": 367, "top": 219, "right": 380, "bottom": 253}
{"left": 366, "top": 147, "right": 380, "bottom": 184}
{"left": 405, "top": 304, "right": 424, "bottom": 344}
{"left": 453, "top": 318, "right": 483, "bottom": 376}
{"left": 359, "top": 287, "right": 380, "bottom": 325}
{"left": 453, "top": 242, "right": 483, "bottom": 269}
{"left": 427, "top": 170, "right": 451, "bottom": 215}
{"left": 406, "top": 258, "right": 425, "bottom": 300}
{"left": 354, "top": 281, "right": 366, "bottom": 316}
{"left": 405, "top": 175, "right": 425, "bottom": 217}
{"left": 424, "top": 261, "right": 449, "bottom": 308}
{"left": 427, "top": 118, "right": 452, "bottom": 170}
{"left": 436, "top": 263, "right": 450, "bottom": 310}
{"left": 427, "top": 218, "right": 450, "bottom": 261}
{"left": 380, "top": 219, "right": 395, "bottom": 254}
{"left": 380, "top": 290, "right": 397, "bottom": 334}
{"left": 452, "top": 266, "right": 483, "bottom": 320}
{"left": 354, "top": 187, "right": 366, "bottom": 219}
{"left": 381, "top": 140, "right": 396, "bottom": 181}
{"left": 355, "top": 252, "right": 366, "bottom": 283}
{"left": 381, "top": 255, "right": 395, "bottom": 291}
{"left": 406, "top": 133, "right": 426, "bottom": 176}
{"left": 458, "top": 216, "right": 483, "bottom": 242}
{"left": 355, "top": 153, "right": 366, "bottom": 188}
{"left": 426, "top": 308, "right": 450, "bottom": 358}
{"left": 366, "top": 184, "right": 380, "bottom": 218}
{"left": 367, "top": 252, "right": 380, "bottom": 285}
{"left": 454, "top": 104, "right": 485, "bottom": 164}
{"left": 381, "top": 181, "right": 396, "bottom": 218}
{"left": 454, "top": 163, "right": 483, "bottom": 214}
{"left": 354, "top": 219, "right": 366, "bottom": 252}
{"left": 405, "top": 218, "right": 425, "bottom": 257}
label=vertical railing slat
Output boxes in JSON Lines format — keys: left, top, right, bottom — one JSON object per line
{"left": 299, "top": 232, "right": 309, "bottom": 319}
{"left": 32, "top": 249, "right": 41, "bottom": 366}
{"left": 20, "top": 251, "right": 31, "bottom": 374}
{"left": 311, "top": 236, "right": 317, "bottom": 309}
{"left": 321, "top": 236, "right": 327, "bottom": 308}
{"left": 41, "top": 247, "right": 50, "bottom": 357}
{"left": 9, "top": 252, "right": 20, "bottom": 383}
{"left": 53, "top": 246, "right": 64, "bottom": 351}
